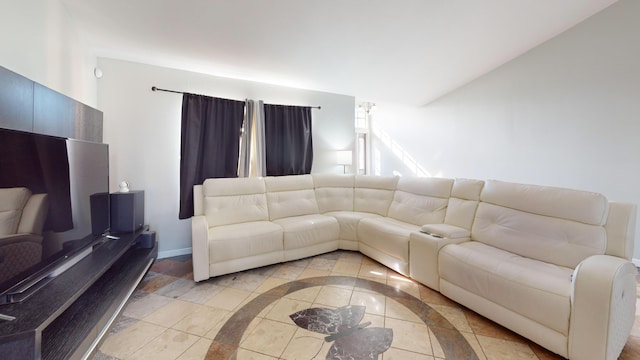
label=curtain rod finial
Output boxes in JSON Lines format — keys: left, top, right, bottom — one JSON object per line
{"left": 151, "top": 86, "right": 157, "bottom": 91}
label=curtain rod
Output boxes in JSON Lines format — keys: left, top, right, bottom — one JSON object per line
{"left": 151, "top": 86, "right": 321, "bottom": 109}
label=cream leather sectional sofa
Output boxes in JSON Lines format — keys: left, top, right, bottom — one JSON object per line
{"left": 191, "top": 174, "right": 637, "bottom": 360}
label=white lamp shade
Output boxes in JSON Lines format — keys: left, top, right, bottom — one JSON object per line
{"left": 336, "top": 150, "right": 353, "bottom": 165}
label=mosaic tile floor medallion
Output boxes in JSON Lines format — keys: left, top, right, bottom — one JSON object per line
{"left": 289, "top": 305, "right": 393, "bottom": 359}
{"left": 207, "top": 276, "right": 479, "bottom": 360}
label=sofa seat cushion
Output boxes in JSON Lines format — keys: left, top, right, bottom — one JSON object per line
{"left": 439, "top": 241, "right": 573, "bottom": 335}
{"left": 324, "top": 211, "right": 382, "bottom": 241}
{"left": 273, "top": 214, "right": 339, "bottom": 250}
{"left": 358, "top": 217, "right": 420, "bottom": 262}
{"left": 209, "top": 221, "right": 283, "bottom": 263}
{"left": 0, "top": 187, "right": 32, "bottom": 236}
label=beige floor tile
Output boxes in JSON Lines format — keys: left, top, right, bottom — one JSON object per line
{"left": 385, "top": 298, "right": 423, "bottom": 323}
{"left": 204, "top": 287, "right": 252, "bottom": 311}
{"left": 126, "top": 328, "right": 199, "bottom": 360}
{"left": 177, "top": 337, "right": 211, "bottom": 360}
{"left": 241, "top": 316, "right": 267, "bottom": 344}
{"left": 172, "top": 306, "right": 230, "bottom": 336}
{"left": 203, "top": 311, "right": 234, "bottom": 339}
{"left": 265, "top": 297, "right": 313, "bottom": 323}
{"left": 143, "top": 300, "right": 207, "bottom": 328}
{"left": 308, "top": 257, "right": 337, "bottom": 271}
{"left": 476, "top": 335, "right": 537, "bottom": 359}
{"left": 122, "top": 292, "right": 173, "bottom": 319}
{"left": 240, "top": 318, "right": 297, "bottom": 357}
{"left": 297, "top": 267, "right": 331, "bottom": 279}
{"left": 428, "top": 327, "right": 445, "bottom": 358}
{"left": 314, "top": 286, "right": 353, "bottom": 307}
{"left": 387, "top": 276, "right": 421, "bottom": 298}
{"left": 281, "top": 327, "right": 329, "bottom": 360}
{"left": 236, "top": 292, "right": 260, "bottom": 310}
{"left": 254, "top": 276, "right": 289, "bottom": 293}
{"left": 359, "top": 263, "right": 388, "bottom": 280}
{"left": 332, "top": 260, "right": 361, "bottom": 275}
{"left": 363, "top": 312, "right": 386, "bottom": 328}
{"left": 350, "top": 290, "right": 386, "bottom": 316}
{"left": 271, "top": 264, "right": 305, "bottom": 280}
{"left": 383, "top": 347, "right": 435, "bottom": 360}
{"left": 177, "top": 282, "right": 224, "bottom": 304}
{"left": 462, "top": 331, "right": 488, "bottom": 360}
{"left": 236, "top": 348, "right": 279, "bottom": 359}
{"left": 99, "top": 320, "right": 166, "bottom": 359}
{"left": 431, "top": 304, "right": 474, "bottom": 332}
{"left": 338, "top": 251, "right": 365, "bottom": 263}
{"left": 256, "top": 300, "right": 278, "bottom": 318}
{"left": 285, "top": 286, "right": 321, "bottom": 303}
{"left": 385, "top": 317, "right": 432, "bottom": 355}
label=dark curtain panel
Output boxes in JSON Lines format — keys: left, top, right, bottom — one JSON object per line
{"left": 179, "top": 93, "right": 245, "bottom": 219}
{"left": 264, "top": 104, "right": 313, "bottom": 176}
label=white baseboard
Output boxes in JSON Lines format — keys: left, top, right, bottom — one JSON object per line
{"left": 158, "top": 247, "right": 192, "bottom": 259}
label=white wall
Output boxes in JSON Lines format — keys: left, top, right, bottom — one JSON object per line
{"left": 0, "top": 0, "right": 97, "bottom": 106}
{"left": 97, "top": 58, "right": 355, "bottom": 258}
{"left": 371, "top": 0, "right": 640, "bottom": 261}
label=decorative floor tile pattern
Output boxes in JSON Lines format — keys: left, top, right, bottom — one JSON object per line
{"left": 93, "top": 252, "right": 640, "bottom": 360}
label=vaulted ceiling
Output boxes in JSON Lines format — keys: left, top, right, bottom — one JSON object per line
{"left": 61, "top": 0, "right": 617, "bottom": 106}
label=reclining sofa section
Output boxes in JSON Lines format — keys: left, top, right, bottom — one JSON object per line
{"left": 191, "top": 174, "right": 637, "bottom": 360}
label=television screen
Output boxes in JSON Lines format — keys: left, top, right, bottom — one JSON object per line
{"left": 0, "top": 128, "right": 110, "bottom": 303}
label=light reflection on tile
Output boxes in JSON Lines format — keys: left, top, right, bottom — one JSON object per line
{"left": 350, "top": 290, "right": 386, "bottom": 316}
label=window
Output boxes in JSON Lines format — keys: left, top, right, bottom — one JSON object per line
{"left": 355, "top": 102, "right": 374, "bottom": 175}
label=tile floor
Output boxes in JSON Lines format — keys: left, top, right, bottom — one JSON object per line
{"left": 92, "top": 251, "right": 640, "bottom": 359}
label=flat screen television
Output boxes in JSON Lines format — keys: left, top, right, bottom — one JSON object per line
{"left": 0, "top": 128, "right": 110, "bottom": 304}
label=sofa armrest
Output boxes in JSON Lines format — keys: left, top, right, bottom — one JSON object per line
{"left": 191, "top": 215, "right": 210, "bottom": 282}
{"left": 420, "top": 223, "right": 470, "bottom": 239}
{"left": 409, "top": 230, "right": 470, "bottom": 291}
{"left": 569, "top": 255, "right": 637, "bottom": 360}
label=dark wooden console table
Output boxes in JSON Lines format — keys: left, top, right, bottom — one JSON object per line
{"left": 0, "top": 229, "right": 157, "bottom": 359}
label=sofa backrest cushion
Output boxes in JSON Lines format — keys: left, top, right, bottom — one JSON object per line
{"left": 0, "top": 187, "right": 31, "bottom": 236}
{"left": 265, "top": 174, "right": 319, "bottom": 220}
{"left": 444, "top": 179, "right": 484, "bottom": 230}
{"left": 473, "top": 180, "right": 608, "bottom": 268}
{"left": 354, "top": 175, "right": 398, "bottom": 216}
{"left": 17, "top": 193, "right": 49, "bottom": 235}
{"left": 387, "top": 177, "right": 453, "bottom": 226}
{"left": 603, "top": 201, "right": 637, "bottom": 260}
{"left": 313, "top": 174, "right": 355, "bottom": 213}
{"left": 202, "top": 177, "right": 269, "bottom": 227}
